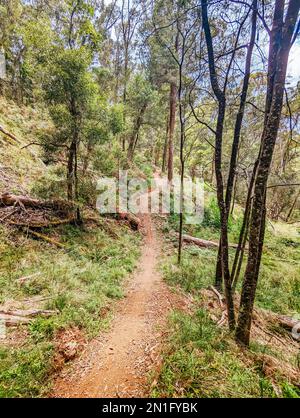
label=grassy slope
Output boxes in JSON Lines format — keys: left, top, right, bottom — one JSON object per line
{"left": 0, "top": 222, "right": 140, "bottom": 397}
{"left": 0, "top": 96, "right": 49, "bottom": 193}
{"left": 153, "top": 199, "right": 300, "bottom": 398}
{"left": 165, "top": 196, "right": 300, "bottom": 314}
{"left": 0, "top": 97, "right": 141, "bottom": 397}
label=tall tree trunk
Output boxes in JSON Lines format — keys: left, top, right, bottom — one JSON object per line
{"left": 177, "top": 50, "right": 185, "bottom": 265}
{"left": 167, "top": 81, "right": 177, "bottom": 183}
{"left": 162, "top": 118, "right": 169, "bottom": 173}
{"left": 215, "top": 0, "right": 257, "bottom": 289}
{"left": 127, "top": 104, "right": 147, "bottom": 160}
{"left": 201, "top": 0, "right": 235, "bottom": 329}
{"left": 74, "top": 138, "right": 81, "bottom": 223}
{"left": 67, "top": 139, "right": 76, "bottom": 201}
{"left": 236, "top": 0, "right": 300, "bottom": 346}
{"left": 82, "top": 138, "right": 93, "bottom": 176}
{"left": 167, "top": 29, "right": 179, "bottom": 183}
{"left": 68, "top": 96, "right": 80, "bottom": 221}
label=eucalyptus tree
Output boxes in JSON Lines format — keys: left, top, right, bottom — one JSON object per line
{"left": 126, "top": 74, "right": 157, "bottom": 160}
{"left": 149, "top": 0, "right": 184, "bottom": 183}
{"left": 236, "top": 0, "right": 300, "bottom": 346}
{"left": 41, "top": 0, "right": 101, "bottom": 216}
{"left": 198, "top": 0, "right": 259, "bottom": 327}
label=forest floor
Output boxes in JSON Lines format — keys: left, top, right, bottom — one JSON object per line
{"left": 51, "top": 201, "right": 186, "bottom": 397}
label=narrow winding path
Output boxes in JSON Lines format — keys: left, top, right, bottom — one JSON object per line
{"left": 52, "top": 210, "right": 182, "bottom": 397}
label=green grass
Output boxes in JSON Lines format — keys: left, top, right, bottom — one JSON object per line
{"left": 152, "top": 307, "right": 299, "bottom": 398}
{"left": 156, "top": 206, "right": 300, "bottom": 398}
{"left": 255, "top": 228, "right": 300, "bottom": 314}
{"left": 162, "top": 248, "right": 215, "bottom": 292}
{"left": 0, "top": 221, "right": 141, "bottom": 397}
{"left": 0, "top": 96, "right": 49, "bottom": 193}
{"left": 152, "top": 308, "right": 278, "bottom": 398}
{"left": 163, "top": 197, "right": 300, "bottom": 315}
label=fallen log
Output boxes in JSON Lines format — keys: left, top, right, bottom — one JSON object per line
{"left": 0, "top": 192, "right": 41, "bottom": 207}
{"left": 0, "top": 309, "right": 58, "bottom": 326}
{"left": 181, "top": 233, "right": 238, "bottom": 249}
{"left": 115, "top": 211, "right": 141, "bottom": 231}
{"left": 0, "top": 192, "right": 73, "bottom": 212}
{"left": 277, "top": 315, "right": 299, "bottom": 331}
{"left": 0, "top": 313, "right": 31, "bottom": 326}
{"left": 0, "top": 125, "right": 20, "bottom": 144}
{"left": 0, "top": 309, "right": 57, "bottom": 318}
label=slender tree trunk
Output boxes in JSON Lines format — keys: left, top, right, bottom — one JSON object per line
{"left": 201, "top": 0, "right": 236, "bottom": 329}
{"left": 154, "top": 139, "right": 160, "bottom": 167}
{"left": 215, "top": 100, "right": 236, "bottom": 330}
{"left": 74, "top": 139, "right": 81, "bottom": 223}
{"left": 210, "top": 153, "right": 215, "bottom": 184}
{"left": 167, "top": 81, "right": 177, "bottom": 183}
{"left": 231, "top": 159, "right": 258, "bottom": 288}
{"left": 215, "top": 0, "right": 257, "bottom": 289}
{"left": 230, "top": 174, "right": 238, "bottom": 215}
{"left": 82, "top": 139, "right": 93, "bottom": 176}
{"left": 167, "top": 29, "right": 179, "bottom": 183}
{"left": 177, "top": 78, "right": 185, "bottom": 265}
{"left": 68, "top": 96, "right": 81, "bottom": 224}
{"left": 121, "top": 36, "right": 129, "bottom": 152}
{"left": 162, "top": 118, "right": 169, "bottom": 173}
{"left": 67, "top": 139, "right": 76, "bottom": 201}
{"left": 127, "top": 104, "right": 147, "bottom": 160}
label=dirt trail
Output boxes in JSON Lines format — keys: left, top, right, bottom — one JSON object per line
{"left": 52, "top": 209, "right": 181, "bottom": 398}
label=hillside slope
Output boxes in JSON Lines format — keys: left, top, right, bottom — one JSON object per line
{"left": 0, "top": 97, "right": 141, "bottom": 397}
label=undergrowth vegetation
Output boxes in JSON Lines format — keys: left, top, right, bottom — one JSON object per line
{"left": 154, "top": 202, "right": 300, "bottom": 398}
{"left": 163, "top": 196, "right": 300, "bottom": 314}
{"left": 152, "top": 308, "right": 299, "bottom": 398}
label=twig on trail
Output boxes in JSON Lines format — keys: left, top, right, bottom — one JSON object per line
{"left": 209, "top": 285, "right": 225, "bottom": 308}
{"left": 217, "top": 310, "right": 227, "bottom": 326}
